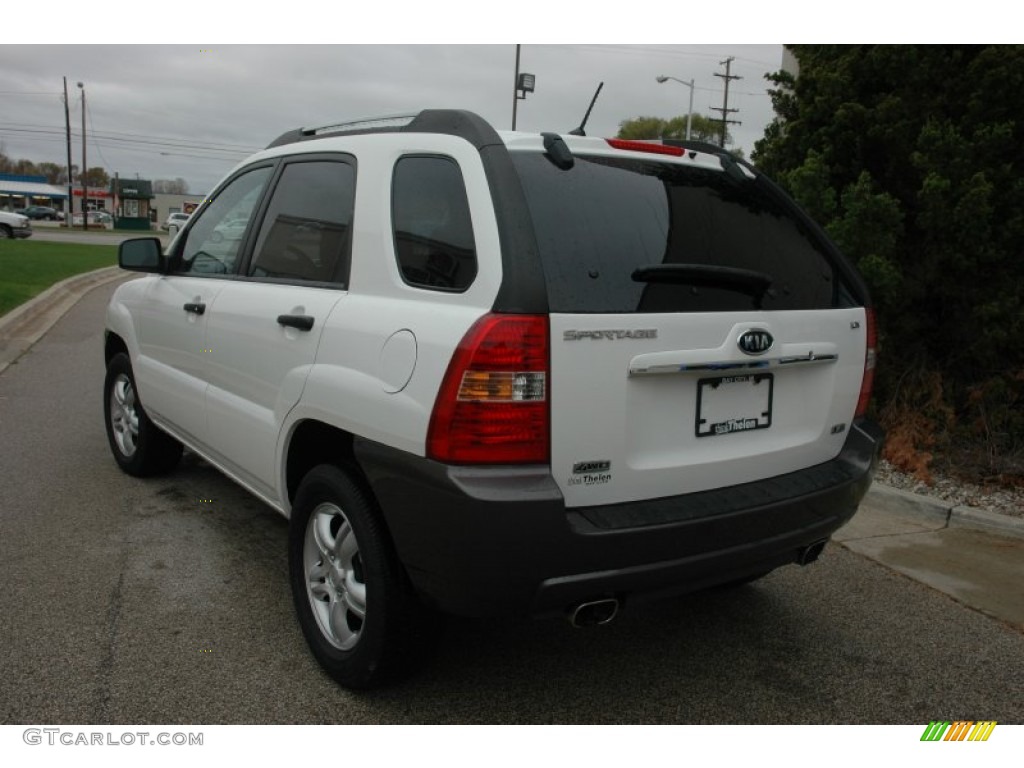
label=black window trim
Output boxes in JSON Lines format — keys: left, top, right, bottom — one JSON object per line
{"left": 167, "top": 152, "right": 359, "bottom": 291}
{"left": 166, "top": 159, "right": 279, "bottom": 279}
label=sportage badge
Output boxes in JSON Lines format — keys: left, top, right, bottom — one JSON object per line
{"left": 737, "top": 329, "right": 773, "bottom": 356}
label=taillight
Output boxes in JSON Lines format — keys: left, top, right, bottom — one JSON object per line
{"left": 427, "top": 314, "right": 549, "bottom": 464}
{"left": 605, "top": 138, "right": 684, "bottom": 157}
{"left": 855, "top": 308, "right": 877, "bottom": 418}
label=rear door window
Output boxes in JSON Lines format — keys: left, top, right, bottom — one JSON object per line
{"left": 510, "top": 152, "right": 838, "bottom": 313}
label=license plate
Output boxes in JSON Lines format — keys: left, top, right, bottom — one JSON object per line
{"left": 696, "top": 374, "right": 773, "bottom": 437}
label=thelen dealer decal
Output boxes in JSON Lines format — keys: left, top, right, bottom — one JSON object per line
{"left": 569, "top": 460, "right": 611, "bottom": 487}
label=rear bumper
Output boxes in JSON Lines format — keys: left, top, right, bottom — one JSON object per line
{"left": 355, "top": 419, "right": 883, "bottom": 618}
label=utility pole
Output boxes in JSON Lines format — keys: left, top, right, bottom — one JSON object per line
{"left": 62, "top": 77, "right": 73, "bottom": 225}
{"left": 712, "top": 56, "right": 742, "bottom": 149}
{"left": 77, "top": 82, "right": 87, "bottom": 231}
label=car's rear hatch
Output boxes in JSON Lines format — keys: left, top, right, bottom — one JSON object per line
{"left": 509, "top": 139, "right": 871, "bottom": 508}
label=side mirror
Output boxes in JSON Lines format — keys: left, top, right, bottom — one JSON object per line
{"left": 118, "top": 238, "right": 166, "bottom": 273}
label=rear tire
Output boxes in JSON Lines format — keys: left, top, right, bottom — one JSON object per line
{"left": 288, "top": 464, "right": 433, "bottom": 689}
{"left": 103, "top": 353, "right": 183, "bottom": 476}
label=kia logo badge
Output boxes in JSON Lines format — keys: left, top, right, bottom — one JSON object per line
{"left": 738, "top": 329, "right": 773, "bottom": 356}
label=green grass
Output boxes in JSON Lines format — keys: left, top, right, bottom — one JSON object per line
{"left": 0, "top": 240, "right": 117, "bottom": 317}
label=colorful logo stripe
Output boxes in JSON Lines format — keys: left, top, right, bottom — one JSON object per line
{"left": 920, "top": 721, "right": 997, "bottom": 742}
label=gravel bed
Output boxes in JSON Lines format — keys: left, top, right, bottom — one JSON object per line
{"left": 874, "top": 459, "right": 1024, "bottom": 519}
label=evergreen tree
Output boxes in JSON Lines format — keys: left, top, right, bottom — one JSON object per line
{"left": 753, "top": 45, "right": 1024, "bottom": 471}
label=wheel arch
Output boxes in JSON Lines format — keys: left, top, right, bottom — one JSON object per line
{"left": 284, "top": 420, "right": 361, "bottom": 510}
{"left": 104, "top": 330, "right": 129, "bottom": 365}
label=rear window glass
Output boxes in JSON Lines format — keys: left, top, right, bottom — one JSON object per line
{"left": 510, "top": 152, "right": 838, "bottom": 313}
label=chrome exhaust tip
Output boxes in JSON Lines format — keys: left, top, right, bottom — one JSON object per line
{"left": 798, "top": 539, "right": 828, "bottom": 566}
{"left": 569, "top": 598, "right": 620, "bottom": 628}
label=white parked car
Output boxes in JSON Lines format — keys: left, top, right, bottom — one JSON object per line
{"left": 0, "top": 209, "right": 32, "bottom": 239}
{"left": 104, "top": 110, "right": 882, "bottom": 689}
{"left": 163, "top": 212, "right": 191, "bottom": 236}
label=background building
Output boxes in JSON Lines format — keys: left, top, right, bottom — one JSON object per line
{"left": 152, "top": 192, "right": 207, "bottom": 227}
{"left": 111, "top": 178, "right": 155, "bottom": 230}
{"left": 0, "top": 174, "right": 70, "bottom": 214}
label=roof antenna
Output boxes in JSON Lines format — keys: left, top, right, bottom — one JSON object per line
{"left": 568, "top": 82, "right": 603, "bottom": 136}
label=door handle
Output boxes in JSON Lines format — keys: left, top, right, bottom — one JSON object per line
{"left": 277, "top": 314, "right": 314, "bottom": 331}
{"left": 183, "top": 302, "right": 206, "bottom": 315}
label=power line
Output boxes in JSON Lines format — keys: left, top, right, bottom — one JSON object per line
{"left": 73, "top": 125, "right": 259, "bottom": 152}
{"left": 85, "top": 100, "right": 113, "bottom": 171}
{"left": 0, "top": 123, "right": 255, "bottom": 156}
{"left": 573, "top": 45, "right": 781, "bottom": 69}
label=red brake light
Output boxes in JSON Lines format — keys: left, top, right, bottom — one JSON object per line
{"left": 427, "top": 314, "right": 549, "bottom": 464}
{"left": 855, "top": 308, "right": 877, "bottom": 419}
{"left": 605, "top": 139, "right": 684, "bottom": 157}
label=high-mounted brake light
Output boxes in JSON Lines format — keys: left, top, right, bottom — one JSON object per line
{"left": 605, "top": 139, "right": 684, "bottom": 157}
{"left": 855, "top": 308, "right": 877, "bottom": 419}
{"left": 427, "top": 314, "right": 549, "bottom": 464}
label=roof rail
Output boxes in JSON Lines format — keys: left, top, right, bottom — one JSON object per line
{"left": 266, "top": 113, "right": 420, "bottom": 149}
{"left": 265, "top": 109, "right": 503, "bottom": 151}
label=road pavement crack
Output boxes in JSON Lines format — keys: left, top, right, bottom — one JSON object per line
{"left": 94, "top": 498, "right": 132, "bottom": 722}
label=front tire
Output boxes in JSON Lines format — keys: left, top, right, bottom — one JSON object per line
{"left": 289, "top": 464, "right": 430, "bottom": 689}
{"left": 103, "top": 352, "right": 183, "bottom": 476}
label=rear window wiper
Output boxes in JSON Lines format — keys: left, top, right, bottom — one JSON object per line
{"left": 632, "top": 264, "right": 773, "bottom": 309}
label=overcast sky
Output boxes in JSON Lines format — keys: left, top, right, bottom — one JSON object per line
{"left": 1, "top": 44, "right": 784, "bottom": 194}
{"left": 1, "top": 1, "right": 1005, "bottom": 196}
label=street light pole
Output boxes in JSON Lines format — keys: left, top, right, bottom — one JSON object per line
{"left": 511, "top": 45, "right": 536, "bottom": 131}
{"left": 656, "top": 75, "right": 695, "bottom": 141}
{"left": 62, "top": 77, "right": 73, "bottom": 225}
{"left": 512, "top": 44, "right": 521, "bottom": 131}
{"left": 77, "top": 82, "right": 87, "bottom": 231}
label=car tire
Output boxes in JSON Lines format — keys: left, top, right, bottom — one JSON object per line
{"left": 103, "top": 352, "right": 183, "bottom": 477}
{"left": 289, "top": 464, "right": 434, "bottom": 690}
{"left": 0, "top": 225, "right": 11, "bottom": 239}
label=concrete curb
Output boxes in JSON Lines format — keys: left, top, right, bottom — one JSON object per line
{"left": 0, "top": 266, "right": 126, "bottom": 376}
{"left": 864, "top": 484, "right": 1024, "bottom": 539}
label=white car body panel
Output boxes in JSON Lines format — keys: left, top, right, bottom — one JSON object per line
{"left": 132, "top": 276, "right": 228, "bottom": 445}
{"left": 203, "top": 282, "right": 345, "bottom": 496}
